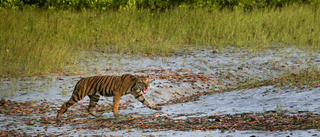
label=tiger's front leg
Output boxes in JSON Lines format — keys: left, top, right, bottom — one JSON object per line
{"left": 132, "top": 92, "right": 162, "bottom": 110}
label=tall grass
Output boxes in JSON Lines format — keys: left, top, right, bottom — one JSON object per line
{"left": 0, "top": 10, "right": 82, "bottom": 77}
{"left": 0, "top": 4, "right": 319, "bottom": 77}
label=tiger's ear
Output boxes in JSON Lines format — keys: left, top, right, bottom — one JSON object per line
{"left": 141, "top": 75, "right": 150, "bottom": 82}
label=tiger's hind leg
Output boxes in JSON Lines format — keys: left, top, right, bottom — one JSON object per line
{"left": 88, "top": 95, "right": 100, "bottom": 117}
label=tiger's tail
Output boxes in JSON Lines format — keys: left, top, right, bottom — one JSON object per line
{"left": 56, "top": 79, "right": 87, "bottom": 120}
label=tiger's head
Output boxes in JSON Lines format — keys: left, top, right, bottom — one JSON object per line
{"left": 134, "top": 75, "right": 150, "bottom": 94}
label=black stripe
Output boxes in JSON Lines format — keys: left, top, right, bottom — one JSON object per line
{"left": 95, "top": 76, "right": 105, "bottom": 92}
{"left": 130, "top": 78, "right": 138, "bottom": 91}
{"left": 140, "top": 98, "right": 145, "bottom": 103}
{"left": 102, "top": 77, "right": 110, "bottom": 96}
{"left": 84, "top": 78, "right": 93, "bottom": 96}
{"left": 100, "top": 77, "right": 109, "bottom": 95}
{"left": 135, "top": 95, "right": 140, "bottom": 98}
{"left": 106, "top": 77, "right": 114, "bottom": 95}
{"left": 111, "top": 77, "right": 117, "bottom": 95}
{"left": 72, "top": 92, "right": 79, "bottom": 102}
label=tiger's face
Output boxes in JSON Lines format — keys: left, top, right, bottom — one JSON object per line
{"left": 136, "top": 75, "right": 150, "bottom": 94}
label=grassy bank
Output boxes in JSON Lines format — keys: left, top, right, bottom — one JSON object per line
{"left": 1, "top": 4, "right": 319, "bottom": 77}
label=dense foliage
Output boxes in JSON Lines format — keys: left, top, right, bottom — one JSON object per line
{"left": 0, "top": 0, "right": 318, "bottom": 10}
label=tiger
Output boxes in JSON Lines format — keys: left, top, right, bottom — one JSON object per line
{"left": 56, "top": 74, "right": 162, "bottom": 120}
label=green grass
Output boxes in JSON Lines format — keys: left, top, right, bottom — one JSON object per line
{"left": 0, "top": 4, "right": 319, "bottom": 77}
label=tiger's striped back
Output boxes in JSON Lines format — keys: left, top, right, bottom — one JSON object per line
{"left": 74, "top": 74, "right": 136, "bottom": 97}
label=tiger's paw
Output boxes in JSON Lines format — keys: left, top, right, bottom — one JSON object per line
{"left": 153, "top": 106, "right": 162, "bottom": 110}
{"left": 56, "top": 117, "right": 61, "bottom": 121}
{"left": 89, "top": 111, "right": 102, "bottom": 117}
